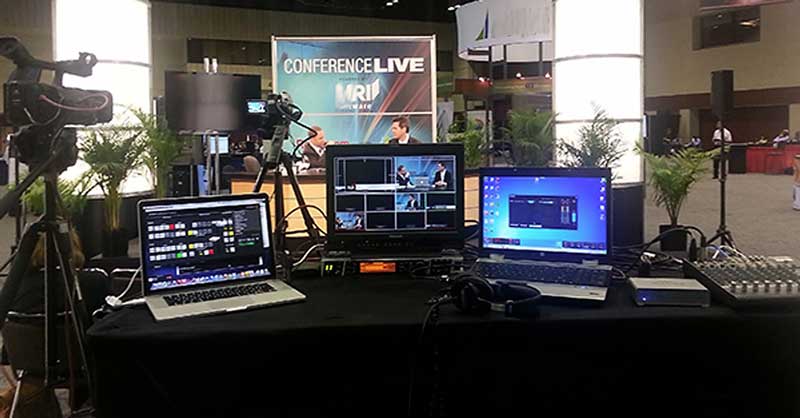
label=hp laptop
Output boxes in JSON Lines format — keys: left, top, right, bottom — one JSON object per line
{"left": 139, "top": 193, "right": 305, "bottom": 321}
{"left": 476, "top": 167, "right": 613, "bottom": 302}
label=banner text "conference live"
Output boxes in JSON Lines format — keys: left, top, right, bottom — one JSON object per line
{"left": 283, "top": 57, "right": 425, "bottom": 74}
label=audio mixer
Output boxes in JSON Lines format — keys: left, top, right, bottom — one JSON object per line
{"left": 684, "top": 256, "right": 800, "bottom": 307}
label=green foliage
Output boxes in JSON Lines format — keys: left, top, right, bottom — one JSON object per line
{"left": 80, "top": 127, "right": 145, "bottom": 231}
{"left": 502, "top": 110, "right": 555, "bottom": 167}
{"left": 558, "top": 106, "right": 626, "bottom": 173}
{"left": 18, "top": 174, "right": 92, "bottom": 223}
{"left": 132, "top": 108, "right": 182, "bottom": 198}
{"left": 447, "top": 118, "right": 485, "bottom": 169}
{"left": 639, "top": 146, "right": 717, "bottom": 226}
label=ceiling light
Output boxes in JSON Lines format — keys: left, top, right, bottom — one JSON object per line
{"left": 447, "top": 6, "right": 455, "bottom": 11}
{"left": 393, "top": 0, "right": 399, "bottom": 3}
{"left": 386, "top": 1, "right": 393, "bottom": 5}
{"left": 544, "top": 72, "right": 551, "bottom": 79}
{"left": 454, "top": 4, "right": 461, "bottom": 8}
{"left": 515, "top": 72, "right": 523, "bottom": 79}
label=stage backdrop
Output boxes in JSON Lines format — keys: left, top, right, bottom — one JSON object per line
{"left": 272, "top": 36, "right": 437, "bottom": 145}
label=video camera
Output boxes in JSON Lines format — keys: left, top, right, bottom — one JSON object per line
{"left": 247, "top": 92, "right": 303, "bottom": 135}
{"left": 0, "top": 37, "right": 112, "bottom": 167}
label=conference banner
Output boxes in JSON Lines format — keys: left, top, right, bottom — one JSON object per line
{"left": 272, "top": 36, "right": 437, "bottom": 148}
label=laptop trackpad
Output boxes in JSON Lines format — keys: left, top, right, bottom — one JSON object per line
{"left": 210, "top": 297, "right": 255, "bottom": 309}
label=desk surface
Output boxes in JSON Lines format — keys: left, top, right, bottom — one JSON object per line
{"left": 88, "top": 276, "right": 800, "bottom": 418}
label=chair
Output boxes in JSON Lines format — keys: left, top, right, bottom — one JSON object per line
{"left": 1, "top": 268, "right": 109, "bottom": 417}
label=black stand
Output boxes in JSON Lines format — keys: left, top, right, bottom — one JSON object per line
{"left": 252, "top": 125, "right": 321, "bottom": 281}
{"left": 709, "top": 121, "right": 735, "bottom": 247}
{"left": 0, "top": 162, "right": 96, "bottom": 415}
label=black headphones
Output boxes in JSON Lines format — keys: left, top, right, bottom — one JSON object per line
{"left": 447, "top": 273, "right": 542, "bottom": 318}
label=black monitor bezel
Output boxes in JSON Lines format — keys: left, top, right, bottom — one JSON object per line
{"left": 138, "top": 193, "right": 275, "bottom": 296}
{"left": 479, "top": 167, "right": 613, "bottom": 264}
{"left": 325, "top": 143, "right": 465, "bottom": 254}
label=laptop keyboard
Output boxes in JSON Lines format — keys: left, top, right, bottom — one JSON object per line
{"left": 163, "top": 282, "right": 276, "bottom": 306}
{"left": 475, "top": 262, "right": 610, "bottom": 288}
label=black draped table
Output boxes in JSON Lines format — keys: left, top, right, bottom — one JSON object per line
{"left": 87, "top": 276, "right": 800, "bottom": 418}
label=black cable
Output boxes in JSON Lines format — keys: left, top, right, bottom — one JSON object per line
{"left": 408, "top": 296, "right": 451, "bottom": 417}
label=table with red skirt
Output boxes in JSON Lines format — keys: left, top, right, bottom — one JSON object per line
{"left": 746, "top": 144, "right": 800, "bottom": 174}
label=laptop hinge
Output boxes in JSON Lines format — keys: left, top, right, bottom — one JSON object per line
{"left": 488, "top": 253, "right": 505, "bottom": 261}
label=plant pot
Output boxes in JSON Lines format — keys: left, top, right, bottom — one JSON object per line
{"left": 659, "top": 224, "right": 687, "bottom": 252}
{"left": 102, "top": 227, "right": 130, "bottom": 257}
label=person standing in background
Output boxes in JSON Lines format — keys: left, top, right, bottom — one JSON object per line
{"left": 712, "top": 121, "right": 732, "bottom": 179}
{"left": 793, "top": 155, "right": 800, "bottom": 211}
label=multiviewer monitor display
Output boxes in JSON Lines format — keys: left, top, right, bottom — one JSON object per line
{"left": 481, "top": 174, "right": 609, "bottom": 256}
{"left": 331, "top": 155, "right": 458, "bottom": 233}
{"left": 139, "top": 196, "right": 274, "bottom": 294}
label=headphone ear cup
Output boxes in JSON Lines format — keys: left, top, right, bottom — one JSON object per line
{"left": 453, "top": 277, "right": 493, "bottom": 314}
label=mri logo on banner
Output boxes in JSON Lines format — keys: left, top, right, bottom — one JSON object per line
{"left": 335, "top": 79, "right": 380, "bottom": 111}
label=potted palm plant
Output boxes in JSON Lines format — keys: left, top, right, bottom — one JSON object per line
{"left": 447, "top": 118, "right": 485, "bottom": 169}
{"left": 558, "top": 106, "right": 626, "bottom": 173}
{"left": 502, "top": 110, "right": 555, "bottom": 167}
{"left": 133, "top": 108, "right": 183, "bottom": 198}
{"left": 640, "top": 147, "right": 717, "bottom": 251}
{"left": 81, "top": 127, "right": 145, "bottom": 257}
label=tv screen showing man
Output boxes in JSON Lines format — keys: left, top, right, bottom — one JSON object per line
{"left": 433, "top": 161, "right": 453, "bottom": 190}
{"left": 396, "top": 165, "right": 413, "bottom": 187}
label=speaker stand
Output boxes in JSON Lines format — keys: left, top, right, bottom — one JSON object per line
{"left": 709, "top": 121, "right": 735, "bottom": 247}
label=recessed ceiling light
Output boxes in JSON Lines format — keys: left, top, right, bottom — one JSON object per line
{"left": 447, "top": 6, "right": 455, "bottom": 11}
{"left": 386, "top": 1, "right": 393, "bottom": 5}
{"left": 454, "top": 4, "right": 461, "bottom": 8}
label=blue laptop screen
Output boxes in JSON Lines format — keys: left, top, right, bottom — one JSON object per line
{"left": 481, "top": 175, "right": 609, "bottom": 256}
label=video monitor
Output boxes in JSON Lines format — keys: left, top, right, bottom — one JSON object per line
{"left": 326, "top": 144, "right": 464, "bottom": 253}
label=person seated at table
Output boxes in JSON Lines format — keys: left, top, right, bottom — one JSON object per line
{"left": 302, "top": 126, "right": 328, "bottom": 170}
{"left": 773, "top": 129, "right": 791, "bottom": 148}
{"left": 662, "top": 128, "right": 681, "bottom": 154}
{"left": 685, "top": 135, "right": 702, "bottom": 149}
{"left": 396, "top": 165, "right": 413, "bottom": 187}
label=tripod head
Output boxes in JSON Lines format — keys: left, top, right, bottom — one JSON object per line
{"left": 247, "top": 92, "right": 314, "bottom": 169}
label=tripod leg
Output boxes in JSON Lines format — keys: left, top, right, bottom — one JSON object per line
{"left": 272, "top": 166, "right": 290, "bottom": 281}
{"left": 281, "top": 153, "right": 321, "bottom": 244}
{"left": 51, "top": 228, "right": 95, "bottom": 408}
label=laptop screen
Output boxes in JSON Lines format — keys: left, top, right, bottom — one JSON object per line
{"left": 481, "top": 171, "right": 610, "bottom": 257}
{"left": 139, "top": 194, "right": 274, "bottom": 294}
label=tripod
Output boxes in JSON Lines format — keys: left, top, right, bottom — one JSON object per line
{"left": 252, "top": 124, "right": 322, "bottom": 281}
{"left": 0, "top": 133, "right": 96, "bottom": 416}
{"left": 709, "top": 121, "right": 735, "bottom": 247}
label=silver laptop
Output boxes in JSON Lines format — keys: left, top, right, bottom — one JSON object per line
{"left": 475, "top": 167, "right": 613, "bottom": 302}
{"left": 139, "top": 193, "right": 305, "bottom": 321}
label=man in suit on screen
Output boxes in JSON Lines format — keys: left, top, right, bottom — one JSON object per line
{"left": 388, "top": 116, "right": 421, "bottom": 145}
{"left": 433, "top": 161, "right": 452, "bottom": 190}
